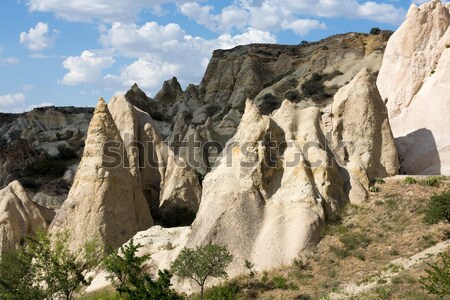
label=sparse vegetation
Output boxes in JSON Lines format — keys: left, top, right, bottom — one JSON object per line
{"left": 0, "top": 231, "right": 102, "bottom": 300}
{"left": 301, "top": 71, "right": 343, "bottom": 101}
{"left": 104, "top": 239, "right": 182, "bottom": 300}
{"left": 172, "top": 244, "right": 233, "bottom": 300}
{"left": 369, "top": 185, "right": 381, "bottom": 193}
{"left": 420, "top": 252, "right": 450, "bottom": 298}
{"left": 405, "top": 176, "right": 418, "bottom": 185}
{"left": 423, "top": 190, "right": 450, "bottom": 224}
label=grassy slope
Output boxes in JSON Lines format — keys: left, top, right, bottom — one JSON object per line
{"left": 203, "top": 177, "right": 450, "bottom": 300}
{"left": 79, "top": 177, "right": 450, "bottom": 300}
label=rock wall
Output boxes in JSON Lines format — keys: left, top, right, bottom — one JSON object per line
{"left": 187, "top": 68, "right": 398, "bottom": 274}
{"left": 377, "top": 0, "right": 450, "bottom": 174}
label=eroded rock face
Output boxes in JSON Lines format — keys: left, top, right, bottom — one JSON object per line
{"left": 377, "top": 0, "right": 450, "bottom": 174}
{"left": 187, "top": 69, "right": 398, "bottom": 274}
{"left": 108, "top": 95, "right": 202, "bottom": 227}
{"left": 49, "top": 99, "right": 153, "bottom": 251}
{"left": 0, "top": 181, "right": 49, "bottom": 254}
{"left": 331, "top": 68, "right": 399, "bottom": 203}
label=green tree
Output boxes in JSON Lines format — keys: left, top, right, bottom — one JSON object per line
{"left": 370, "top": 27, "right": 381, "bottom": 35}
{"left": 420, "top": 252, "right": 450, "bottom": 298}
{"left": 0, "top": 248, "right": 47, "bottom": 300}
{"left": 28, "top": 231, "right": 103, "bottom": 300}
{"left": 0, "top": 231, "right": 101, "bottom": 300}
{"left": 171, "top": 244, "right": 233, "bottom": 300}
{"left": 104, "top": 239, "right": 182, "bottom": 300}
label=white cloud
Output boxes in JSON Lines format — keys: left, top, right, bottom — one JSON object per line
{"left": 179, "top": 0, "right": 406, "bottom": 33}
{"left": 281, "top": 19, "right": 327, "bottom": 36}
{"left": 0, "top": 93, "right": 26, "bottom": 108}
{"left": 216, "top": 27, "right": 277, "bottom": 49}
{"left": 105, "top": 56, "right": 181, "bottom": 90}
{"left": 27, "top": 0, "right": 191, "bottom": 22}
{"left": 0, "top": 47, "right": 19, "bottom": 64}
{"left": 22, "top": 84, "right": 34, "bottom": 91}
{"left": 19, "top": 22, "right": 58, "bottom": 51}
{"left": 60, "top": 50, "right": 115, "bottom": 85}
{"left": 100, "top": 22, "right": 185, "bottom": 57}
{"left": 100, "top": 22, "right": 276, "bottom": 95}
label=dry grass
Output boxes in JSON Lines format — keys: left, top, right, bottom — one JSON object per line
{"left": 229, "top": 178, "right": 450, "bottom": 299}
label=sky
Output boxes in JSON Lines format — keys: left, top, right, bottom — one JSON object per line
{"left": 0, "top": 0, "right": 440, "bottom": 113}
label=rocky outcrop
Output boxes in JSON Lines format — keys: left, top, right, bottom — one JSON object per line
{"left": 0, "top": 107, "right": 92, "bottom": 208}
{"left": 377, "top": 0, "right": 450, "bottom": 174}
{"left": 187, "top": 69, "right": 398, "bottom": 273}
{"left": 108, "top": 95, "right": 202, "bottom": 227}
{"left": 330, "top": 68, "right": 399, "bottom": 203}
{"left": 0, "top": 181, "right": 49, "bottom": 254}
{"left": 148, "top": 32, "right": 392, "bottom": 176}
{"left": 87, "top": 226, "right": 191, "bottom": 293}
{"left": 49, "top": 99, "right": 153, "bottom": 251}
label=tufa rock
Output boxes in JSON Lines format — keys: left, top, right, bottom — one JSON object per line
{"left": 49, "top": 98, "right": 153, "bottom": 251}
{"left": 0, "top": 181, "right": 49, "bottom": 254}
{"left": 377, "top": 0, "right": 450, "bottom": 174}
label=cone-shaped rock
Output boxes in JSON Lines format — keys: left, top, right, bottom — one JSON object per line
{"left": 0, "top": 181, "right": 48, "bottom": 254}
{"left": 49, "top": 98, "right": 153, "bottom": 251}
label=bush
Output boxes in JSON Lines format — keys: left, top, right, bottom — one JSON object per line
{"left": 404, "top": 176, "right": 417, "bottom": 185}
{"left": 420, "top": 252, "right": 450, "bottom": 297}
{"left": 370, "top": 27, "right": 381, "bottom": 35}
{"left": 423, "top": 176, "right": 443, "bottom": 187}
{"left": 369, "top": 186, "right": 381, "bottom": 193}
{"left": 331, "top": 231, "right": 371, "bottom": 259}
{"left": 0, "top": 231, "right": 102, "bottom": 300}
{"left": 104, "top": 239, "right": 182, "bottom": 300}
{"left": 56, "top": 145, "right": 78, "bottom": 160}
{"left": 423, "top": 190, "right": 450, "bottom": 224}
{"left": 272, "top": 276, "right": 289, "bottom": 290}
{"left": 202, "top": 282, "right": 242, "bottom": 300}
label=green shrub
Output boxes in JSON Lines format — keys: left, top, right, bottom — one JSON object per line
{"left": 202, "top": 282, "right": 242, "bottom": 300}
{"left": 370, "top": 27, "right": 381, "bottom": 35}
{"left": 272, "top": 276, "right": 289, "bottom": 290}
{"left": 423, "top": 176, "right": 443, "bottom": 187}
{"left": 404, "top": 177, "right": 417, "bottom": 185}
{"left": 104, "top": 239, "right": 182, "bottom": 300}
{"left": 369, "top": 185, "right": 381, "bottom": 193}
{"left": 374, "top": 178, "right": 385, "bottom": 184}
{"left": 423, "top": 190, "right": 450, "bottom": 224}
{"left": 420, "top": 252, "right": 450, "bottom": 298}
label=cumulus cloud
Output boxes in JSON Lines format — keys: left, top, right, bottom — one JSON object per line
{"left": 27, "top": 0, "right": 192, "bottom": 22}
{"left": 100, "top": 22, "right": 276, "bottom": 95}
{"left": 0, "top": 93, "right": 26, "bottom": 108}
{"left": 60, "top": 51, "right": 115, "bottom": 85}
{"left": 179, "top": 0, "right": 406, "bottom": 32}
{"left": 105, "top": 56, "right": 182, "bottom": 90}
{"left": 19, "top": 22, "right": 58, "bottom": 51}
{"left": 281, "top": 19, "right": 327, "bottom": 36}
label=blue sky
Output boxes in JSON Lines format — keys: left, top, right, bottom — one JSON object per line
{"left": 0, "top": 0, "right": 435, "bottom": 112}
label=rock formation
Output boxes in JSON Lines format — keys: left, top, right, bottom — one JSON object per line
{"left": 49, "top": 99, "right": 153, "bottom": 251}
{"left": 108, "top": 95, "right": 202, "bottom": 226}
{"left": 377, "top": 0, "right": 450, "bottom": 174}
{"left": 187, "top": 68, "right": 398, "bottom": 273}
{"left": 330, "top": 68, "right": 399, "bottom": 203}
{"left": 0, "top": 181, "right": 49, "bottom": 254}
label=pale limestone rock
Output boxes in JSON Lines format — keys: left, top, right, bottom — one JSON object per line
{"left": 187, "top": 100, "right": 348, "bottom": 274}
{"left": 0, "top": 181, "right": 48, "bottom": 254}
{"left": 108, "top": 95, "right": 202, "bottom": 225}
{"left": 87, "top": 226, "right": 191, "bottom": 293}
{"left": 331, "top": 68, "right": 399, "bottom": 203}
{"left": 377, "top": 0, "right": 450, "bottom": 174}
{"left": 49, "top": 98, "right": 153, "bottom": 251}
